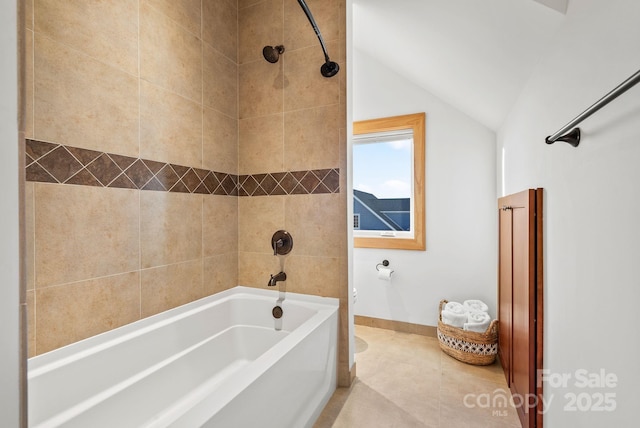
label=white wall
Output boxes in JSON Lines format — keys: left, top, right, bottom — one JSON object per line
{"left": 498, "top": 0, "right": 640, "bottom": 425}
{"left": 352, "top": 49, "right": 497, "bottom": 326}
{"left": 0, "top": 0, "right": 21, "bottom": 425}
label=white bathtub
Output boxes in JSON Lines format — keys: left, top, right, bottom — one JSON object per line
{"left": 28, "top": 286, "right": 339, "bottom": 428}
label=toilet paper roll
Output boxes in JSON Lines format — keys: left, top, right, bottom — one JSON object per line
{"left": 377, "top": 267, "right": 393, "bottom": 281}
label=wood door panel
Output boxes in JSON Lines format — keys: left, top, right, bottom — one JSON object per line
{"left": 498, "top": 207, "right": 513, "bottom": 384}
{"left": 512, "top": 203, "right": 533, "bottom": 428}
{"left": 498, "top": 189, "right": 542, "bottom": 428}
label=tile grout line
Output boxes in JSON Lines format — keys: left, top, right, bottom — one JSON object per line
{"left": 31, "top": 184, "right": 37, "bottom": 357}
{"left": 29, "top": 27, "right": 35, "bottom": 140}
{"left": 201, "top": 0, "right": 205, "bottom": 300}
{"left": 137, "top": 0, "right": 142, "bottom": 321}
{"left": 235, "top": 0, "right": 240, "bottom": 266}
{"left": 30, "top": 269, "right": 142, "bottom": 292}
{"left": 281, "top": 0, "right": 286, "bottom": 175}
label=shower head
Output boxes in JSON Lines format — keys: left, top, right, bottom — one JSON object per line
{"left": 296, "top": 0, "right": 339, "bottom": 78}
{"left": 321, "top": 61, "right": 339, "bottom": 78}
{"left": 262, "top": 45, "right": 285, "bottom": 63}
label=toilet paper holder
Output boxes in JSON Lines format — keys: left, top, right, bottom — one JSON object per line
{"left": 376, "top": 260, "right": 392, "bottom": 272}
{"left": 376, "top": 260, "right": 394, "bottom": 280}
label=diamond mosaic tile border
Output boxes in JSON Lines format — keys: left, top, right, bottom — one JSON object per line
{"left": 25, "top": 139, "right": 340, "bottom": 196}
{"left": 238, "top": 169, "right": 340, "bottom": 196}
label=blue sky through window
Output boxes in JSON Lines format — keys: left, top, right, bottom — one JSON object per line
{"left": 353, "top": 138, "right": 412, "bottom": 199}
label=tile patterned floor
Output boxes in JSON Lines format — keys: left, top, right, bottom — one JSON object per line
{"left": 315, "top": 325, "right": 522, "bottom": 428}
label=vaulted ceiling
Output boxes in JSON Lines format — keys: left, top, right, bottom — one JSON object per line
{"left": 352, "top": 0, "right": 567, "bottom": 130}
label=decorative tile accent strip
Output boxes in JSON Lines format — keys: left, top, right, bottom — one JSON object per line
{"left": 25, "top": 139, "right": 238, "bottom": 196}
{"left": 25, "top": 139, "right": 340, "bottom": 196}
{"left": 237, "top": 168, "right": 340, "bottom": 196}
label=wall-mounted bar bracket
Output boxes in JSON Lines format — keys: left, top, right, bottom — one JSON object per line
{"left": 545, "top": 128, "right": 580, "bottom": 147}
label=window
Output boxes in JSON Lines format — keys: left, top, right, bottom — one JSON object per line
{"left": 352, "top": 113, "right": 425, "bottom": 250}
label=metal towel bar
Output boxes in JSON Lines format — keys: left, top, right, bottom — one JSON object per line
{"left": 546, "top": 68, "right": 640, "bottom": 147}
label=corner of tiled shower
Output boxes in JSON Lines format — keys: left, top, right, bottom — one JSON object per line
{"left": 23, "top": 0, "right": 349, "bottom": 383}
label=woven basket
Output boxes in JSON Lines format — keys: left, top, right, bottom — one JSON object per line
{"left": 437, "top": 299, "right": 498, "bottom": 365}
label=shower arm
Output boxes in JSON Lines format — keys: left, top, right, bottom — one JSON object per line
{"left": 297, "top": 0, "right": 332, "bottom": 65}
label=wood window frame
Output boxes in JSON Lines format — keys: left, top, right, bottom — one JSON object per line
{"left": 353, "top": 112, "right": 426, "bottom": 250}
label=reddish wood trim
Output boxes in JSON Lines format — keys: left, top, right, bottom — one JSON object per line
{"left": 536, "top": 188, "right": 544, "bottom": 428}
{"left": 527, "top": 189, "right": 537, "bottom": 428}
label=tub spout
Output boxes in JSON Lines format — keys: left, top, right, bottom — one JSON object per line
{"left": 268, "top": 271, "right": 287, "bottom": 287}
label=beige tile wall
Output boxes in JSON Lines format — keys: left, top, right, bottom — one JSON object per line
{"left": 25, "top": 0, "right": 349, "bottom": 386}
{"left": 25, "top": 0, "right": 239, "bottom": 356}
{"left": 237, "top": 0, "right": 349, "bottom": 385}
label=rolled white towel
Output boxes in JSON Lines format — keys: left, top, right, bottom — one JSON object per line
{"left": 442, "top": 301, "right": 467, "bottom": 327}
{"left": 463, "top": 299, "right": 489, "bottom": 313}
{"left": 463, "top": 311, "right": 491, "bottom": 333}
{"left": 441, "top": 309, "right": 467, "bottom": 328}
{"left": 444, "top": 301, "right": 466, "bottom": 315}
